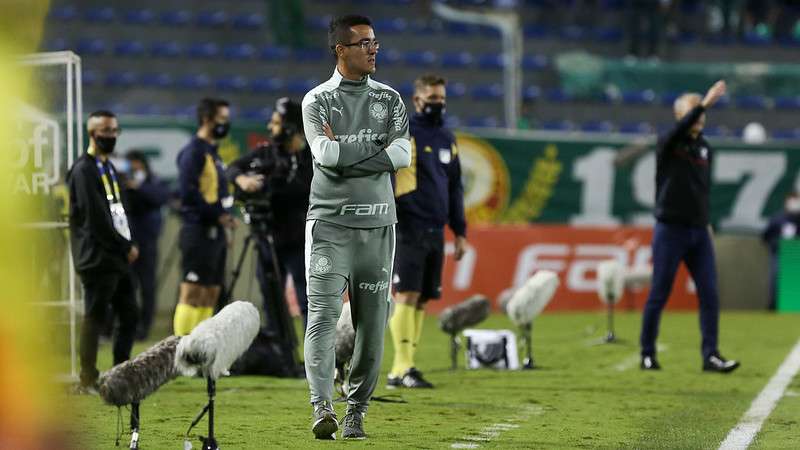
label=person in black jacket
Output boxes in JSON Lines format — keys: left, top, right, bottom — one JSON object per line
{"left": 639, "top": 80, "right": 740, "bottom": 373}
{"left": 124, "top": 150, "right": 169, "bottom": 340}
{"left": 388, "top": 74, "right": 467, "bottom": 389}
{"left": 67, "top": 110, "right": 139, "bottom": 392}
{"left": 761, "top": 191, "right": 800, "bottom": 310}
{"left": 226, "top": 97, "right": 313, "bottom": 335}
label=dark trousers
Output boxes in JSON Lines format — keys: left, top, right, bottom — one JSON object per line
{"left": 256, "top": 239, "right": 308, "bottom": 335}
{"left": 132, "top": 237, "right": 158, "bottom": 338}
{"left": 80, "top": 270, "right": 138, "bottom": 386}
{"left": 640, "top": 221, "right": 719, "bottom": 359}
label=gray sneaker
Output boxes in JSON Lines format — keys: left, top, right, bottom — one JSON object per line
{"left": 341, "top": 409, "right": 366, "bottom": 440}
{"left": 311, "top": 401, "right": 338, "bottom": 440}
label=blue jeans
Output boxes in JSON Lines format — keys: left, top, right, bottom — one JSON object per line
{"left": 640, "top": 221, "right": 719, "bottom": 359}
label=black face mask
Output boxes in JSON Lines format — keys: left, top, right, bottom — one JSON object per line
{"left": 269, "top": 126, "right": 288, "bottom": 147}
{"left": 212, "top": 122, "right": 230, "bottom": 139}
{"left": 421, "top": 102, "right": 445, "bottom": 125}
{"left": 93, "top": 135, "right": 116, "bottom": 154}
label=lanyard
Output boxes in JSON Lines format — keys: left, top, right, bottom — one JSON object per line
{"left": 95, "top": 159, "right": 122, "bottom": 203}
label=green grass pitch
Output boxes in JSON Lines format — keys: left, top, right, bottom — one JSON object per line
{"left": 69, "top": 311, "right": 800, "bottom": 449}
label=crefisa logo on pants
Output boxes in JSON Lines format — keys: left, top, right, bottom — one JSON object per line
{"left": 359, "top": 280, "right": 389, "bottom": 293}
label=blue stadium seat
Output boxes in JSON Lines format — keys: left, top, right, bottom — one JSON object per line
{"left": 287, "top": 78, "right": 320, "bottom": 95}
{"left": 397, "top": 82, "right": 414, "bottom": 98}
{"left": 592, "top": 26, "right": 624, "bottom": 42}
{"left": 176, "top": 74, "right": 211, "bottom": 90}
{"left": 172, "top": 105, "right": 196, "bottom": 119}
{"left": 374, "top": 18, "right": 408, "bottom": 34}
{"left": 216, "top": 75, "right": 248, "bottom": 92}
{"left": 467, "top": 116, "right": 500, "bottom": 128}
{"left": 305, "top": 16, "right": 332, "bottom": 31}
{"left": 379, "top": 49, "right": 402, "bottom": 66}
{"left": 541, "top": 120, "right": 575, "bottom": 131}
{"left": 444, "top": 22, "right": 478, "bottom": 36}
{"left": 772, "top": 128, "right": 800, "bottom": 140}
{"left": 660, "top": 91, "right": 680, "bottom": 106}
{"left": 132, "top": 104, "right": 165, "bottom": 116}
{"left": 775, "top": 96, "right": 800, "bottom": 110}
{"left": 523, "top": 24, "right": 551, "bottom": 39}
{"left": 404, "top": 50, "right": 437, "bottom": 67}
{"left": 260, "top": 46, "right": 290, "bottom": 62}
{"left": 742, "top": 32, "right": 772, "bottom": 46}
{"left": 139, "top": 73, "right": 173, "bottom": 89}
{"left": 477, "top": 53, "right": 506, "bottom": 70}
{"left": 581, "top": 121, "right": 615, "bottom": 133}
{"left": 544, "top": 88, "right": 571, "bottom": 103}
{"left": 559, "top": 26, "right": 586, "bottom": 41}
{"left": 49, "top": 5, "right": 78, "bottom": 21}
{"left": 441, "top": 51, "right": 474, "bottom": 69}
{"left": 471, "top": 83, "right": 503, "bottom": 101}
{"left": 294, "top": 47, "right": 326, "bottom": 62}
{"left": 76, "top": 38, "right": 108, "bottom": 55}
{"left": 223, "top": 43, "right": 256, "bottom": 60}
{"left": 195, "top": 11, "right": 227, "bottom": 28}
{"left": 232, "top": 12, "right": 264, "bottom": 30}
{"left": 151, "top": 41, "right": 183, "bottom": 58}
{"left": 114, "top": 40, "right": 146, "bottom": 57}
{"left": 123, "top": 9, "right": 155, "bottom": 25}
{"left": 703, "top": 125, "right": 730, "bottom": 137}
{"left": 44, "top": 38, "right": 70, "bottom": 52}
{"left": 523, "top": 85, "right": 541, "bottom": 101}
{"left": 104, "top": 71, "right": 138, "bottom": 88}
{"left": 619, "top": 122, "right": 654, "bottom": 134}
{"left": 250, "top": 77, "right": 284, "bottom": 93}
{"left": 444, "top": 115, "right": 462, "bottom": 128}
{"left": 161, "top": 10, "right": 192, "bottom": 27}
{"left": 522, "top": 54, "right": 548, "bottom": 71}
{"left": 448, "top": 82, "right": 467, "bottom": 99}
{"left": 82, "top": 69, "right": 99, "bottom": 87}
{"left": 84, "top": 7, "right": 115, "bottom": 23}
{"left": 622, "top": 89, "right": 657, "bottom": 105}
{"left": 187, "top": 42, "right": 220, "bottom": 59}
{"left": 735, "top": 95, "right": 770, "bottom": 110}
{"left": 242, "top": 107, "right": 274, "bottom": 121}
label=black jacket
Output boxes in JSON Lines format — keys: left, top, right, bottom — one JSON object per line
{"left": 226, "top": 142, "right": 313, "bottom": 248}
{"left": 655, "top": 105, "right": 712, "bottom": 227}
{"left": 67, "top": 152, "right": 133, "bottom": 277}
{"left": 762, "top": 211, "right": 800, "bottom": 255}
{"left": 394, "top": 113, "right": 466, "bottom": 236}
{"left": 176, "top": 136, "right": 229, "bottom": 226}
{"left": 125, "top": 174, "right": 169, "bottom": 243}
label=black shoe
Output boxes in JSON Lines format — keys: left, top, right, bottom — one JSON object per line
{"left": 311, "top": 401, "right": 338, "bottom": 440}
{"left": 341, "top": 409, "right": 366, "bottom": 440}
{"left": 703, "top": 353, "right": 740, "bottom": 373}
{"left": 386, "top": 374, "right": 402, "bottom": 389}
{"left": 401, "top": 368, "right": 434, "bottom": 388}
{"left": 640, "top": 355, "right": 661, "bottom": 370}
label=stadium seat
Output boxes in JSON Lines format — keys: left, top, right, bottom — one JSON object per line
{"left": 286, "top": 78, "right": 319, "bottom": 95}
{"left": 122, "top": 9, "right": 155, "bottom": 25}
{"left": 440, "top": 51, "right": 474, "bottom": 69}
{"left": 444, "top": 22, "right": 479, "bottom": 36}
{"left": 448, "top": 82, "right": 467, "bottom": 99}
{"left": 139, "top": 73, "right": 173, "bottom": 89}
{"left": 374, "top": 18, "right": 408, "bottom": 34}
{"left": 187, "top": 42, "right": 220, "bottom": 59}
{"left": 541, "top": 120, "right": 575, "bottom": 131}
{"left": 223, "top": 43, "right": 256, "bottom": 60}
{"left": 660, "top": 91, "right": 680, "bottom": 106}
{"left": 523, "top": 85, "right": 542, "bottom": 101}
{"left": 305, "top": 16, "right": 332, "bottom": 31}
{"left": 379, "top": 49, "right": 402, "bottom": 66}
{"left": 559, "top": 25, "right": 586, "bottom": 41}
{"left": 216, "top": 75, "right": 248, "bottom": 92}
{"left": 397, "top": 82, "right": 414, "bottom": 98}
{"left": 774, "top": 96, "right": 800, "bottom": 110}
{"left": 703, "top": 125, "right": 730, "bottom": 137}
{"left": 294, "top": 47, "right": 326, "bottom": 62}
{"left": 250, "top": 77, "right": 284, "bottom": 93}
{"left": 132, "top": 104, "right": 165, "bottom": 116}
{"left": 544, "top": 88, "right": 571, "bottom": 103}
{"left": 195, "top": 11, "right": 227, "bottom": 28}
{"left": 242, "top": 107, "right": 274, "bottom": 121}
{"left": 404, "top": 50, "right": 437, "bottom": 67}
{"left": 619, "top": 122, "right": 654, "bottom": 134}
{"left": 83, "top": 7, "right": 115, "bottom": 24}
{"left": 622, "top": 89, "right": 657, "bottom": 105}
{"left": 76, "top": 38, "right": 108, "bottom": 55}
{"left": 581, "top": 120, "right": 615, "bottom": 133}
{"left": 467, "top": 116, "right": 500, "bottom": 128}
{"left": 772, "top": 128, "right": 800, "bottom": 140}
{"left": 81, "top": 69, "right": 99, "bottom": 87}
{"left": 151, "top": 41, "right": 183, "bottom": 58}
{"left": 522, "top": 54, "right": 548, "bottom": 71}
{"left": 49, "top": 5, "right": 78, "bottom": 22}
{"left": 471, "top": 83, "right": 503, "bottom": 101}
{"left": 114, "top": 40, "right": 146, "bottom": 57}
{"left": 43, "top": 38, "right": 70, "bottom": 52}
{"left": 592, "top": 26, "right": 624, "bottom": 43}
{"left": 176, "top": 74, "right": 211, "bottom": 90}
{"left": 523, "top": 24, "right": 551, "bottom": 39}
{"left": 444, "top": 115, "right": 462, "bottom": 128}
{"left": 160, "top": 10, "right": 192, "bottom": 27}
{"left": 172, "top": 105, "right": 195, "bottom": 119}
{"left": 734, "top": 95, "right": 770, "bottom": 110}
{"left": 104, "top": 71, "right": 138, "bottom": 88}
{"left": 260, "top": 46, "right": 290, "bottom": 62}
{"left": 477, "top": 53, "right": 506, "bottom": 70}
{"left": 232, "top": 12, "right": 264, "bottom": 30}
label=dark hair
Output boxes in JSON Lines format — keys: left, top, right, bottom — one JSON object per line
{"left": 196, "top": 97, "right": 229, "bottom": 126}
{"left": 328, "top": 14, "right": 373, "bottom": 59}
{"left": 89, "top": 109, "right": 116, "bottom": 120}
{"left": 414, "top": 74, "right": 447, "bottom": 93}
{"left": 125, "top": 149, "right": 151, "bottom": 173}
{"left": 275, "top": 97, "right": 303, "bottom": 136}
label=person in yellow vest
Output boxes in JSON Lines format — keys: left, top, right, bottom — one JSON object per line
{"left": 173, "top": 98, "right": 236, "bottom": 335}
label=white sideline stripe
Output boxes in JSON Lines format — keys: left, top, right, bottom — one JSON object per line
{"left": 614, "top": 344, "right": 668, "bottom": 371}
{"left": 718, "top": 338, "right": 800, "bottom": 450}
{"left": 450, "top": 406, "right": 543, "bottom": 448}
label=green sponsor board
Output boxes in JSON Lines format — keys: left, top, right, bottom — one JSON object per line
{"left": 116, "top": 119, "right": 800, "bottom": 232}
{"left": 778, "top": 239, "right": 800, "bottom": 312}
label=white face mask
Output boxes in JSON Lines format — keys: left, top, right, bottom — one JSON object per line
{"left": 786, "top": 198, "right": 800, "bottom": 214}
{"left": 133, "top": 169, "right": 146, "bottom": 184}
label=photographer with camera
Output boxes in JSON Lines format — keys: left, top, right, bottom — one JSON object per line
{"left": 226, "top": 97, "right": 313, "bottom": 337}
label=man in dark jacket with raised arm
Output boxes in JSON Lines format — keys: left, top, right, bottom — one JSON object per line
{"left": 640, "top": 80, "right": 740, "bottom": 373}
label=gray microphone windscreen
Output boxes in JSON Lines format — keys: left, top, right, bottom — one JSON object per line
{"left": 439, "top": 295, "right": 491, "bottom": 335}
{"left": 99, "top": 335, "right": 181, "bottom": 406}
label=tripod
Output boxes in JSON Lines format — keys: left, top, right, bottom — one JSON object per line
{"left": 224, "top": 218, "right": 301, "bottom": 373}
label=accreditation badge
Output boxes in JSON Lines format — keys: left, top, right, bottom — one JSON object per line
{"left": 109, "top": 202, "right": 132, "bottom": 241}
{"left": 439, "top": 148, "right": 451, "bottom": 164}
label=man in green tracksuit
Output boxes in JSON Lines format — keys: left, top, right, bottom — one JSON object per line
{"left": 301, "top": 14, "right": 411, "bottom": 440}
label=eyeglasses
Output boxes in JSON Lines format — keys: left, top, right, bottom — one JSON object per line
{"left": 341, "top": 39, "right": 380, "bottom": 51}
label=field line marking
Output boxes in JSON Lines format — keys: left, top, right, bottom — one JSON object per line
{"left": 450, "top": 405, "right": 542, "bottom": 448}
{"left": 718, "top": 338, "right": 800, "bottom": 450}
